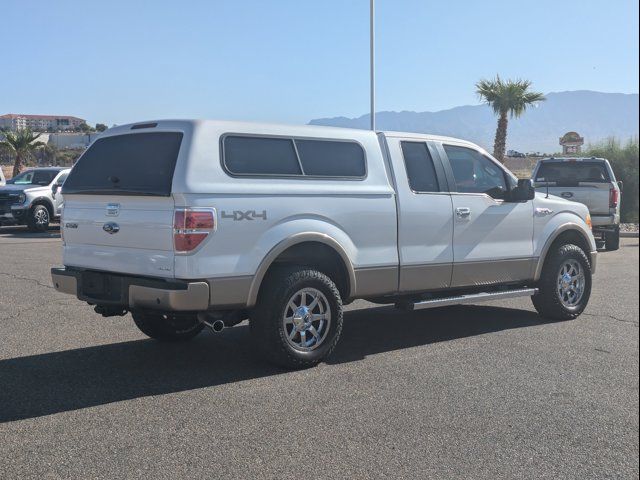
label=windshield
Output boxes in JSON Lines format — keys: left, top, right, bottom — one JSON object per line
{"left": 7, "top": 170, "right": 58, "bottom": 186}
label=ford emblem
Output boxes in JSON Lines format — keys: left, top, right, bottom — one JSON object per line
{"left": 103, "top": 222, "right": 120, "bottom": 234}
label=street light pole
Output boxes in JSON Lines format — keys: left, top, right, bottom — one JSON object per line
{"left": 370, "top": 0, "right": 375, "bottom": 131}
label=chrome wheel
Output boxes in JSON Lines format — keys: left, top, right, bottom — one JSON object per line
{"left": 556, "top": 259, "right": 585, "bottom": 308}
{"left": 34, "top": 207, "right": 49, "bottom": 226}
{"left": 283, "top": 288, "right": 331, "bottom": 351}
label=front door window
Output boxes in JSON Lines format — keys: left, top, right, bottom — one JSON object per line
{"left": 444, "top": 145, "right": 508, "bottom": 199}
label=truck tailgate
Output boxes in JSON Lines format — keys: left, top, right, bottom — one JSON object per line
{"left": 62, "top": 195, "right": 175, "bottom": 277}
{"left": 533, "top": 160, "right": 613, "bottom": 215}
{"left": 537, "top": 184, "right": 610, "bottom": 215}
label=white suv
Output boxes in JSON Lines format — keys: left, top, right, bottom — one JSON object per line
{"left": 52, "top": 120, "right": 597, "bottom": 368}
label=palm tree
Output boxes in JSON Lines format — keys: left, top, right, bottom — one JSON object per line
{"left": 0, "top": 129, "right": 46, "bottom": 177}
{"left": 476, "top": 76, "right": 545, "bottom": 162}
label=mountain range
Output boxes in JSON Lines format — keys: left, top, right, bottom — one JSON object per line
{"left": 309, "top": 91, "right": 639, "bottom": 153}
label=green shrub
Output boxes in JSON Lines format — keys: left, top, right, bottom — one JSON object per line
{"left": 585, "top": 137, "right": 639, "bottom": 223}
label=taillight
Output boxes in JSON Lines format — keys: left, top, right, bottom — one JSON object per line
{"left": 173, "top": 208, "right": 216, "bottom": 253}
{"left": 609, "top": 187, "right": 619, "bottom": 208}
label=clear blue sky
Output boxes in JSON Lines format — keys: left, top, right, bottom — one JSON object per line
{"left": 2, "top": 0, "right": 638, "bottom": 126}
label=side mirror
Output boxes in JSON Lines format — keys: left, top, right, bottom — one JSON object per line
{"left": 617, "top": 180, "right": 623, "bottom": 191}
{"left": 51, "top": 183, "right": 60, "bottom": 198}
{"left": 507, "top": 179, "right": 535, "bottom": 202}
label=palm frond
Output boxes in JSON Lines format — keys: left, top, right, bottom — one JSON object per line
{"left": 0, "top": 140, "right": 16, "bottom": 152}
{"left": 476, "top": 75, "right": 545, "bottom": 118}
{"left": 0, "top": 128, "right": 46, "bottom": 152}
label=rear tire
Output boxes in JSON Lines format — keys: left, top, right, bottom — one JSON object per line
{"left": 132, "top": 312, "right": 204, "bottom": 342}
{"left": 250, "top": 267, "right": 343, "bottom": 369}
{"left": 532, "top": 243, "right": 592, "bottom": 320}
{"left": 27, "top": 204, "right": 50, "bottom": 232}
{"left": 604, "top": 227, "right": 620, "bottom": 251}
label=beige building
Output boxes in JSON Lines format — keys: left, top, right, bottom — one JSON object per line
{"left": 0, "top": 113, "right": 85, "bottom": 132}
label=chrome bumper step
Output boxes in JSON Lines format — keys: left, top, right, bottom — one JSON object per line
{"left": 397, "top": 288, "right": 538, "bottom": 311}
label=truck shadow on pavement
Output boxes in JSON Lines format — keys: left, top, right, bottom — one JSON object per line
{"left": 0, "top": 304, "right": 548, "bottom": 422}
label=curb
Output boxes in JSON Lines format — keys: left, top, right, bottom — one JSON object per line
{"left": 620, "top": 232, "right": 639, "bottom": 238}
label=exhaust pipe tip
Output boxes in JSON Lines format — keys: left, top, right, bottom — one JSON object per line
{"left": 211, "top": 319, "right": 225, "bottom": 333}
{"left": 197, "top": 313, "right": 227, "bottom": 333}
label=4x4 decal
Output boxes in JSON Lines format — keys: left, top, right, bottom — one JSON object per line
{"left": 221, "top": 210, "right": 267, "bottom": 221}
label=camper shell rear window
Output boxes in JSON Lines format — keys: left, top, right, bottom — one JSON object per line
{"left": 222, "top": 135, "right": 366, "bottom": 179}
{"left": 63, "top": 132, "right": 183, "bottom": 196}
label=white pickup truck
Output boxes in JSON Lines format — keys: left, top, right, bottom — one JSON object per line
{"left": 52, "top": 120, "right": 597, "bottom": 368}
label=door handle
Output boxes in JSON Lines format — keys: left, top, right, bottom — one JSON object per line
{"left": 455, "top": 207, "right": 471, "bottom": 218}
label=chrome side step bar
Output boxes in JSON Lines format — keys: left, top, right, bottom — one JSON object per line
{"left": 398, "top": 288, "right": 538, "bottom": 311}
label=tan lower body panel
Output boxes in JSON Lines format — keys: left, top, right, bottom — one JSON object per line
{"left": 205, "top": 257, "right": 538, "bottom": 308}
{"left": 208, "top": 275, "right": 253, "bottom": 308}
{"left": 354, "top": 265, "right": 398, "bottom": 297}
{"left": 451, "top": 257, "right": 535, "bottom": 288}
{"left": 400, "top": 263, "right": 453, "bottom": 292}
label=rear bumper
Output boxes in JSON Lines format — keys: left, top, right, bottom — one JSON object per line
{"left": 51, "top": 267, "right": 210, "bottom": 311}
{"left": 591, "top": 214, "right": 619, "bottom": 228}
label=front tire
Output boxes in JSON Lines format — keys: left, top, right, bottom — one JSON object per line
{"left": 132, "top": 312, "right": 204, "bottom": 342}
{"left": 604, "top": 227, "right": 620, "bottom": 251}
{"left": 250, "top": 268, "right": 343, "bottom": 369}
{"left": 27, "top": 205, "right": 50, "bottom": 232}
{"left": 532, "top": 243, "right": 592, "bottom": 320}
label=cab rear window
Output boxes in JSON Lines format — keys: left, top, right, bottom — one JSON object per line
{"left": 62, "top": 132, "right": 183, "bottom": 196}
{"left": 535, "top": 162, "right": 610, "bottom": 186}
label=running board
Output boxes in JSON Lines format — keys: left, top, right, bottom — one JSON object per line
{"left": 397, "top": 288, "right": 538, "bottom": 311}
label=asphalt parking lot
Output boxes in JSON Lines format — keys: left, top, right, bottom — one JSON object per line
{"left": 0, "top": 227, "right": 638, "bottom": 479}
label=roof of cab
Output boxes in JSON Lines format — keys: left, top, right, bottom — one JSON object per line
{"left": 380, "top": 130, "right": 479, "bottom": 147}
